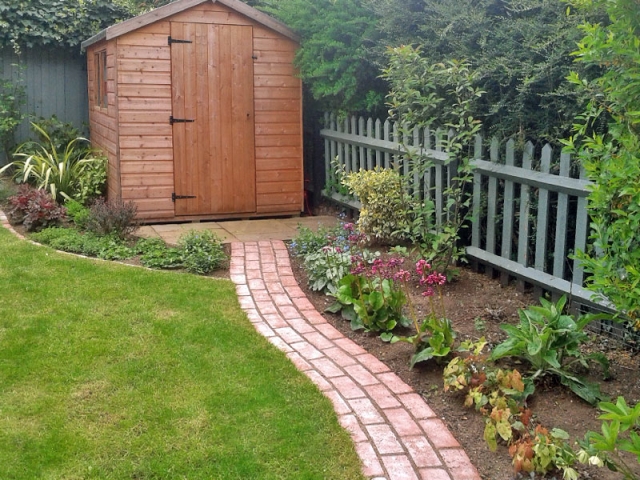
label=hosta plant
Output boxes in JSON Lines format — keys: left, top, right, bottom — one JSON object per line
{"left": 490, "top": 295, "right": 610, "bottom": 405}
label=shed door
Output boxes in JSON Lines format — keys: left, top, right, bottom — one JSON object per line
{"left": 170, "top": 22, "right": 256, "bottom": 216}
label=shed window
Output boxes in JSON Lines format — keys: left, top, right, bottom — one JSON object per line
{"left": 94, "top": 50, "right": 107, "bottom": 108}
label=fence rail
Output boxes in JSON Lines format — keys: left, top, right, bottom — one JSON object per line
{"left": 320, "top": 112, "right": 611, "bottom": 312}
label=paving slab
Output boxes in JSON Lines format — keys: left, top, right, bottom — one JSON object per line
{"left": 135, "top": 215, "right": 338, "bottom": 244}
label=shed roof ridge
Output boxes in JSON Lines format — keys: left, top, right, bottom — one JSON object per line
{"left": 81, "top": 0, "right": 300, "bottom": 50}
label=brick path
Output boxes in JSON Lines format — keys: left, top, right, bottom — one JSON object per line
{"left": 230, "top": 240, "right": 481, "bottom": 480}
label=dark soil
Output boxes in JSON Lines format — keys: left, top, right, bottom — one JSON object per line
{"left": 288, "top": 208, "right": 640, "bottom": 480}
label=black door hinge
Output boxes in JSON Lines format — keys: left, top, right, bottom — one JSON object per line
{"left": 168, "top": 36, "right": 192, "bottom": 45}
{"left": 170, "top": 116, "right": 195, "bottom": 125}
{"left": 172, "top": 193, "right": 197, "bottom": 202}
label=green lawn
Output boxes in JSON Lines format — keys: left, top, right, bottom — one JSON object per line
{"left": 0, "top": 226, "right": 364, "bottom": 479}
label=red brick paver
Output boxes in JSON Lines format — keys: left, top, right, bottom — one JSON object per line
{"left": 230, "top": 240, "right": 481, "bottom": 480}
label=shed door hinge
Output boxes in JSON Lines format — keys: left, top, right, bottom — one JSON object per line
{"left": 168, "top": 36, "right": 192, "bottom": 45}
{"left": 170, "top": 116, "right": 195, "bottom": 125}
{"left": 172, "top": 193, "right": 197, "bottom": 202}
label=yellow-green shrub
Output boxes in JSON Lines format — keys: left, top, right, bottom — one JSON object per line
{"left": 342, "top": 167, "right": 411, "bottom": 244}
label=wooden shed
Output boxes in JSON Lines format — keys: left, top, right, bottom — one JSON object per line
{"left": 81, "top": 0, "right": 303, "bottom": 221}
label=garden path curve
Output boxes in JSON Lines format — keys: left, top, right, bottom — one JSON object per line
{"left": 230, "top": 240, "right": 481, "bottom": 480}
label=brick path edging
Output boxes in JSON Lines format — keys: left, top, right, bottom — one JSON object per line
{"left": 231, "top": 240, "right": 481, "bottom": 480}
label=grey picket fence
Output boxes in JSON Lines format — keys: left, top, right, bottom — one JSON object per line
{"left": 320, "top": 112, "right": 612, "bottom": 313}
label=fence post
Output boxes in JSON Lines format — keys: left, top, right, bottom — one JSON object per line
{"left": 552, "top": 152, "right": 572, "bottom": 301}
{"left": 366, "top": 117, "right": 374, "bottom": 170}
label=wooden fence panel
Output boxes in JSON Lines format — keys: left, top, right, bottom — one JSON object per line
{"left": 0, "top": 46, "right": 89, "bottom": 164}
{"left": 319, "top": 112, "right": 611, "bottom": 312}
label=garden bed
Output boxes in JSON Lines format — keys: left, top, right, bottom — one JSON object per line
{"left": 288, "top": 206, "right": 640, "bottom": 480}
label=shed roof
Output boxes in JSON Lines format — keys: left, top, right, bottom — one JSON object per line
{"left": 81, "top": 0, "right": 300, "bottom": 50}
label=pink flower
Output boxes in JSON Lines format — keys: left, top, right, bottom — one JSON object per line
{"left": 393, "top": 270, "right": 411, "bottom": 282}
{"left": 425, "top": 272, "right": 447, "bottom": 286}
{"left": 321, "top": 246, "right": 332, "bottom": 253}
{"left": 415, "top": 259, "right": 431, "bottom": 276}
{"left": 422, "top": 287, "right": 435, "bottom": 297}
{"left": 343, "top": 222, "right": 355, "bottom": 231}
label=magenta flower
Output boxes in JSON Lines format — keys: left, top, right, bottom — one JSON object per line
{"left": 343, "top": 222, "right": 355, "bottom": 231}
{"left": 415, "top": 259, "right": 431, "bottom": 276}
{"left": 422, "top": 287, "right": 435, "bottom": 297}
{"left": 393, "top": 270, "right": 411, "bottom": 282}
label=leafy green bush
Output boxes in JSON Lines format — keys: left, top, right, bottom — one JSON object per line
{"left": 29, "top": 226, "right": 133, "bottom": 260}
{"left": 0, "top": 123, "right": 107, "bottom": 203}
{"left": 289, "top": 223, "right": 344, "bottom": 257}
{"left": 86, "top": 198, "right": 138, "bottom": 240}
{"left": 178, "top": 230, "right": 226, "bottom": 274}
{"left": 64, "top": 199, "right": 90, "bottom": 229}
{"left": 30, "top": 227, "right": 94, "bottom": 254}
{"left": 489, "top": 296, "right": 609, "bottom": 405}
{"left": 342, "top": 167, "right": 411, "bottom": 244}
{"left": 136, "top": 237, "right": 183, "bottom": 270}
{"left": 563, "top": 0, "right": 640, "bottom": 324}
{"left": 7, "top": 185, "right": 66, "bottom": 231}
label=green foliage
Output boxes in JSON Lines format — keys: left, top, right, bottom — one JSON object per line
{"left": 305, "top": 247, "right": 362, "bottom": 294}
{"left": 382, "top": 51, "right": 482, "bottom": 272}
{"left": 29, "top": 226, "right": 134, "bottom": 260}
{"left": 86, "top": 198, "right": 138, "bottom": 240}
{"left": 0, "top": 123, "right": 107, "bottom": 203}
{"left": 30, "top": 115, "right": 84, "bottom": 155}
{"left": 490, "top": 296, "right": 610, "bottom": 404}
{"left": 7, "top": 185, "right": 66, "bottom": 231}
{"left": 253, "top": 0, "right": 386, "bottom": 113}
{"left": 563, "top": 0, "right": 640, "bottom": 323}
{"left": 289, "top": 223, "right": 344, "bottom": 258}
{"left": 178, "top": 229, "right": 227, "bottom": 275}
{"left": 443, "top": 339, "right": 577, "bottom": 478}
{"left": 330, "top": 271, "right": 408, "bottom": 334}
{"left": 136, "top": 237, "right": 183, "bottom": 270}
{"left": 369, "top": 0, "right": 602, "bottom": 141}
{"left": 0, "top": 0, "right": 132, "bottom": 48}
{"left": 342, "top": 167, "right": 411, "bottom": 244}
{"left": 64, "top": 199, "right": 90, "bottom": 229}
{"left": 0, "top": 70, "right": 26, "bottom": 161}
{"left": 578, "top": 396, "right": 640, "bottom": 479}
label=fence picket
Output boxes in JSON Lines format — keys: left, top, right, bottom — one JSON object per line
{"left": 553, "top": 153, "right": 572, "bottom": 283}
{"left": 435, "top": 128, "right": 445, "bottom": 228}
{"left": 573, "top": 166, "right": 589, "bottom": 286}
{"left": 383, "top": 119, "right": 391, "bottom": 168}
{"left": 500, "top": 139, "right": 516, "bottom": 286}
{"left": 366, "top": 117, "right": 374, "bottom": 170}
{"left": 517, "top": 142, "right": 534, "bottom": 291}
{"left": 486, "top": 137, "right": 500, "bottom": 261}
{"left": 375, "top": 119, "right": 382, "bottom": 168}
{"left": 471, "top": 135, "right": 483, "bottom": 250}
{"left": 351, "top": 116, "right": 358, "bottom": 171}
{"left": 533, "top": 144, "right": 553, "bottom": 297}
